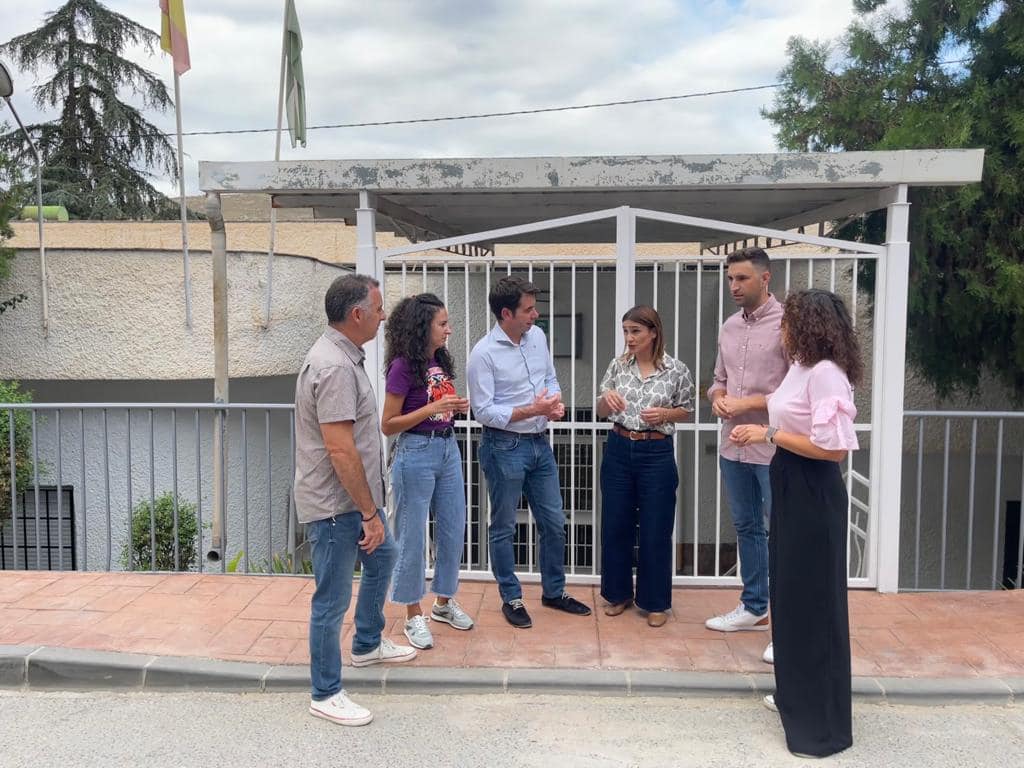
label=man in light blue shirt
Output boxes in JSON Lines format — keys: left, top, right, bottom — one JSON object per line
{"left": 467, "top": 275, "right": 592, "bottom": 628}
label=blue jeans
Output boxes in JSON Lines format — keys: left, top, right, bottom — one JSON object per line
{"left": 479, "top": 429, "right": 566, "bottom": 603}
{"left": 307, "top": 510, "right": 396, "bottom": 701}
{"left": 390, "top": 431, "right": 467, "bottom": 604}
{"left": 720, "top": 456, "right": 771, "bottom": 616}
{"left": 600, "top": 431, "right": 678, "bottom": 612}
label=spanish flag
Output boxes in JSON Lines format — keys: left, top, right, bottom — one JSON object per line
{"left": 160, "top": 0, "right": 191, "bottom": 76}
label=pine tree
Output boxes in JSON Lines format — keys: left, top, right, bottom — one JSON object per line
{"left": 0, "top": 0, "right": 180, "bottom": 220}
{"left": 763, "top": 0, "right": 1024, "bottom": 400}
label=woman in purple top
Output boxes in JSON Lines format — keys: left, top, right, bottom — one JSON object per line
{"left": 730, "top": 289, "right": 861, "bottom": 758}
{"left": 381, "top": 293, "right": 474, "bottom": 651}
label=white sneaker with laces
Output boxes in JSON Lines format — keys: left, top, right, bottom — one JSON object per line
{"left": 432, "top": 599, "right": 475, "bottom": 630}
{"left": 705, "top": 602, "right": 770, "bottom": 632}
{"left": 763, "top": 694, "right": 778, "bottom": 713}
{"left": 403, "top": 614, "right": 434, "bottom": 649}
{"left": 762, "top": 642, "right": 774, "bottom": 664}
{"left": 350, "top": 637, "right": 418, "bottom": 667}
{"left": 309, "top": 690, "right": 373, "bottom": 726}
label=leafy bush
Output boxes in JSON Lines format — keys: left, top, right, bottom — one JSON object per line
{"left": 0, "top": 381, "right": 35, "bottom": 522}
{"left": 120, "top": 492, "right": 199, "bottom": 571}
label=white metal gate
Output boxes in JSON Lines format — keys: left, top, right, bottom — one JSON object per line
{"left": 369, "top": 206, "right": 894, "bottom": 589}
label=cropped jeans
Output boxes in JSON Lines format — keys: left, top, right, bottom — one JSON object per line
{"left": 389, "top": 431, "right": 467, "bottom": 605}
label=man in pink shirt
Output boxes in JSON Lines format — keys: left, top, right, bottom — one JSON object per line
{"left": 705, "top": 248, "right": 789, "bottom": 659}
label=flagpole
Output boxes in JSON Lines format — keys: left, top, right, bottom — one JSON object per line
{"left": 173, "top": 70, "right": 193, "bottom": 330}
{"left": 263, "top": 1, "right": 289, "bottom": 329}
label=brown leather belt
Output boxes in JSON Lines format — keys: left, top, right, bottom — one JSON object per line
{"left": 612, "top": 423, "right": 669, "bottom": 441}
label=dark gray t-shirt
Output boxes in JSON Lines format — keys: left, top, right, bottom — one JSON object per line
{"left": 293, "top": 327, "right": 385, "bottom": 524}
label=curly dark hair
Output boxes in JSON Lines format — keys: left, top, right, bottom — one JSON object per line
{"left": 782, "top": 289, "right": 863, "bottom": 386}
{"left": 383, "top": 293, "right": 456, "bottom": 386}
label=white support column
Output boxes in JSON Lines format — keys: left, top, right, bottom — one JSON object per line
{"left": 356, "top": 191, "right": 383, "bottom": 401}
{"left": 871, "top": 184, "right": 910, "bottom": 592}
{"left": 614, "top": 206, "right": 636, "bottom": 355}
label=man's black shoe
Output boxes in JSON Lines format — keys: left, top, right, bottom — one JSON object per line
{"left": 502, "top": 599, "right": 533, "bottom": 628}
{"left": 541, "top": 592, "right": 592, "bottom": 616}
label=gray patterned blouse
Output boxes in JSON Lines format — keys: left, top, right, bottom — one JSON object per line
{"left": 599, "top": 354, "right": 695, "bottom": 434}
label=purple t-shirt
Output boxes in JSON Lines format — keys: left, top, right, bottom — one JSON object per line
{"left": 385, "top": 356, "right": 456, "bottom": 433}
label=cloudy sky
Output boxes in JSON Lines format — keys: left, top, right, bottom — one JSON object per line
{"left": 2, "top": 1, "right": 861, "bottom": 195}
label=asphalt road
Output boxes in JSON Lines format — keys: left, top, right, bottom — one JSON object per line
{"left": 1, "top": 690, "right": 1022, "bottom": 767}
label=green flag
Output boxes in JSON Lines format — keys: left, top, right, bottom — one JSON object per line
{"left": 284, "top": 0, "right": 306, "bottom": 148}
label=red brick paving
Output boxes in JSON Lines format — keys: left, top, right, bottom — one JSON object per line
{"left": 1, "top": 571, "right": 1022, "bottom": 678}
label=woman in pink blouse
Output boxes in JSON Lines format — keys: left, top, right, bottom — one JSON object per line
{"left": 730, "top": 289, "right": 861, "bottom": 758}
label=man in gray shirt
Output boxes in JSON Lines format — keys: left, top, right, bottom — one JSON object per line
{"left": 295, "top": 274, "right": 416, "bottom": 727}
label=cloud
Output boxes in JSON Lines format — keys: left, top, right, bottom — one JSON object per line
{"left": 1, "top": 0, "right": 860, "bottom": 196}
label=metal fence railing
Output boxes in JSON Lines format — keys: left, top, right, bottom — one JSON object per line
{"left": 902, "top": 411, "right": 1024, "bottom": 591}
{"left": 5, "top": 400, "right": 1021, "bottom": 592}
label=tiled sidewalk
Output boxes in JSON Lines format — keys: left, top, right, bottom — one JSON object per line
{"left": 1, "top": 571, "right": 1022, "bottom": 679}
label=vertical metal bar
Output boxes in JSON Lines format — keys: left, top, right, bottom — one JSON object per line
{"left": 266, "top": 409, "right": 273, "bottom": 568}
{"left": 463, "top": 262, "right": 472, "bottom": 572}
{"left": 965, "top": 419, "right": 977, "bottom": 588}
{"left": 671, "top": 262, "right": 679, "bottom": 581}
{"left": 715, "top": 260, "right": 724, "bottom": 578}
{"left": 126, "top": 410, "right": 132, "bottom": 570}
{"left": 195, "top": 410, "right": 203, "bottom": 572}
{"left": 103, "top": 409, "right": 111, "bottom": 570}
{"left": 829, "top": 258, "right": 836, "bottom": 293}
{"left": 592, "top": 262, "right": 599, "bottom": 577}
{"left": 692, "top": 258, "right": 702, "bottom": 576}
{"left": 569, "top": 262, "right": 577, "bottom": 574}
{"left": 288, "top": 409, "right": 297, "bottom": 573}
{"left": 8, "top": 410, "right": 18, "bottom": 570}
{"left": 807, "top": 258, "right": 813, "bottom": 288}
{"left": 172, "top": 410, "right": 180, "bottom": 571}
{"left": 442, "top": 261, "right": 449, "bottom": 305}
{"left": 914, "top": 418, "right": 924, "bottom": 589}
{"left": 31, "top": 410, "right": 41, "bottom": 568}
{"left": 79, "top": 409, "right": 86, "bottom": 570}
{"left": 652, "top": 260, "right": 659, "bottom": 311}
{"left": 422, "top": 261, "right": 427, "bottom": 291}
{"left": 242, "top": 408, "right": 249, "bottom": 572}
{"left": 991, "top": 419, "right": 1003, "bottom": 589}
{"left": 851, "top": 258, "right": 860, "bottom": 329}
{"left": 149, "top": 409, "right": 156, "bottom": 571}
{"left": 1017, "top": 442, "right": 1024, "bottom": 589}
{"left": 401, "top": 261, "right": 408, "bottom": 296}
{"left": 784, "top": 259, "right": 791, "bottom": 298}
{"left": 56, "top": 410, "right": 63, "bottom": 570}
{"left": 940, "top": 419, "right": 950, "bottom": 589}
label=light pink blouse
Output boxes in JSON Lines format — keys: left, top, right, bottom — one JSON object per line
{"left": 767, "top": 360, "right": 859, "bottom": 451}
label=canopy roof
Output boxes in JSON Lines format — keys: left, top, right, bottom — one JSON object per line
{"left": 198, "top": 149, "right": 984, "bottom": 244}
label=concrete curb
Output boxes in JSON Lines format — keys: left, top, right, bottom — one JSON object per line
{"left": 0, "top": 645, "right": 1020, "bottom": 704}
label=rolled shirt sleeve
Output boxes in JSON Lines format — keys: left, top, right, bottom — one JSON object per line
{"left": 673, "top": 361, "right": 695, "bottom": 411}
{"left": 807, "top": 363, "right": 859, "bottom": 451}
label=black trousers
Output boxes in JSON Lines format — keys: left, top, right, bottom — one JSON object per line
{"left": 769, "top": 447, "right": 853, "bottom": 757}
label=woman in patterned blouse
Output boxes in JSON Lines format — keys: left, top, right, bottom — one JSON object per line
{"left": 596, "top": 305, "right": 694, "bottom": 627}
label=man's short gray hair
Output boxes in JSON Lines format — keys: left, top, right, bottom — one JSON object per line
{"left": 325, "top": 274, "right": 380, "bottom": 323}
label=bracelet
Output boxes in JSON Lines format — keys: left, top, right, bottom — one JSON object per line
{"left": 361, "top": 511, "right": 377, "bottom": 522}
{"left": 765, "top": 426, "right": 779, "bottom": 445}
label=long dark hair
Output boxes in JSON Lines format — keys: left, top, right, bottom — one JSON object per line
{"left": 619, "top": 305, "right": 667, "bottom": 369}
{"left": 384, "top": 293, "right": 456, "bottom": 385}
{"left": 782, "top": 289, "right": 863, "bottom": 386}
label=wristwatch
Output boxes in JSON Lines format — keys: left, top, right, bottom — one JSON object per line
{"left": 765, "top": 426, "right": 779, "bottom": 445}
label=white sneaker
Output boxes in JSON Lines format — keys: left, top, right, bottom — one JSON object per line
{"left": 705, "top": 602, "right": 770, "bottom": 632}
{"left": 309, "top": 690, "right": 373, "bottom": 726}
{"left": 431, "top": 599, "right": 475, "bottom": 630}
{"left": 403, "top": 614, "right": 434, "bottom": 649}
{"left": 350, "top": 637, "right": 418, "bottom": 667}
{"left": 763, "top": 694, "right": 778, "bottom": 713}
{"left": 762, "top": 642, "right": 774, "bottom": 664}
